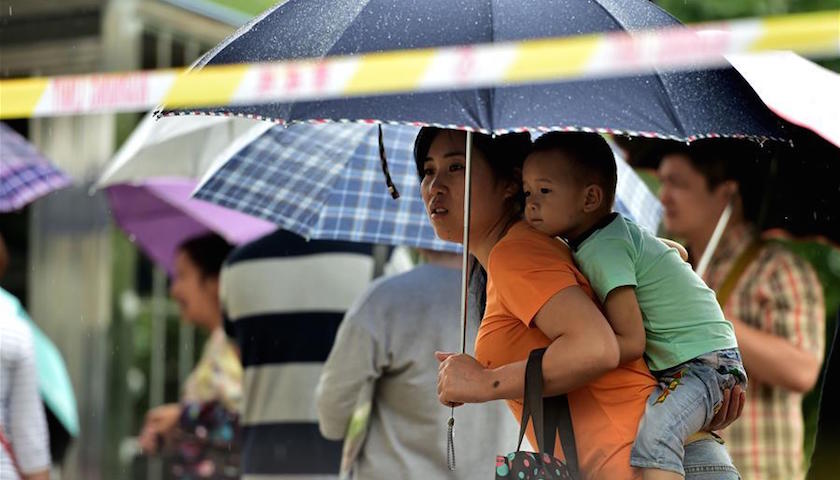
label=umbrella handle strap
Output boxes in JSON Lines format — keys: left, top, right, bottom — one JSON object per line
{"left": 378, "top": 125, "right": 400, "bottom": 199}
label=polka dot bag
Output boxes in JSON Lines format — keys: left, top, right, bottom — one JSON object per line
{"left": 495, "top": 349, "right": 579, "bottom": 480}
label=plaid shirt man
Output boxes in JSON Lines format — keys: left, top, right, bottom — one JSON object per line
{"left": 704, "top": 224, "right": 825, "bottom": 480}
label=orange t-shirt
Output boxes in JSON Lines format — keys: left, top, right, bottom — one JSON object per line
{"left": 475, "top": 221, "right": 655, "bottom": 480}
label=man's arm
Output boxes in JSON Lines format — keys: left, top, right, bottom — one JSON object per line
{"left": 731, "top": 254, "right": 824, "bottom": 393}
{"left": 732, "top": 319, "right": 821, "bottom": 392}
{"left": 315, "top": 318, "right": 383, "bottom": 439}
{"left": 603, "top": 286, "right": 647, "bottom": 364}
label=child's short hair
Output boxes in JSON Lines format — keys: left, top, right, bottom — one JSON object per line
{"left": 530, "top": 132, "right": 617, "bottom": 211}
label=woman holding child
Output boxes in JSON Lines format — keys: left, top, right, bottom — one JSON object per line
{"left": 420, "top": 128, "right": 743, "bottom": 479}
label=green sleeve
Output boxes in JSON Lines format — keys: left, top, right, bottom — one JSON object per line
{"left": 574, "top": 236, "right": 637, "bottom": 303}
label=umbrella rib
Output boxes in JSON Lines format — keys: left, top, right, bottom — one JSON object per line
{"left": 317, "top": 0, "right": 375, "bottom": 60}
{"left": 587, "top": 1, "right": 689, "bottom": 138}
{"left": 189, "top": 2, "right": 286, "bottom": 71}
{"left": 209, "top": 0, "right": 375, "bottom": 122}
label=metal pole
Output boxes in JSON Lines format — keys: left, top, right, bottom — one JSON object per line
{"left": 695, "top": 203, "right": 732, "bottom": 279}
{"left": 177, "top": 322, "right": 195, "bottom": 386}
{"left": 148, "top": 266, "right": 167, "bottom": 480}
{"left": 372, "top": 244, "right": 390, "bottom": 279}
{"left": 459, "top": 131, "right": 474, "bottom": 355}
{"left": 448, "top": 130, "right": 474, "bottom": 472}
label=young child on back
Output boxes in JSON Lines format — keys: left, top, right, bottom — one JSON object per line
{"left": 521, "top": 132, "right": 747, "bottom": 480}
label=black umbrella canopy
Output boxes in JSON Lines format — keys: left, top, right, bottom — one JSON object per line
{"left": 619, "top": 123, "right": 840, "bottom": 246}
{"left": 762, "top": 123, "right": 839, "bottom": 246}
{"left": 171, "top": 0, "right": 786, "bottom": 142}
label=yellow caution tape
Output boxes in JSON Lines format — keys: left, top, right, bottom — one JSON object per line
{"left": 1, "top": 10, "right": 837, "bottom": 119}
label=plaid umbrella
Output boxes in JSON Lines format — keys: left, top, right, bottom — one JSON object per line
{"left": 0, "top": 123, "right": 72, "bottom": 212}
{"left": 193, "top": 124, "right": 662, "bottom": 251}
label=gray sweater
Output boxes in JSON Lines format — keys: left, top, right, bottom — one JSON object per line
{"left": 316, "top": 263, "right": 520, "bottom": 479}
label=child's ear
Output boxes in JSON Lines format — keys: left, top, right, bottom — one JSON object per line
{"left": 582, "top": 185, "right": 604, "bottom": 213}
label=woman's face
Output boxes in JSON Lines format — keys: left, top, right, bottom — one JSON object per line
{"left": 420, "top": 130, "right": 517, "bottom": 245}
{"left": 169, "top": 250, "right": 220, "bottom": 330}
{"left": 658, "top": 153, "right": 731, "bottom": 240}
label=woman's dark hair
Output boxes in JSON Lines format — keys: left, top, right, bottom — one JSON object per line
{"left": 177, "top": 233, "right": 233, "bottom": 278}
{"left": 661, "top": 138, "right": 769, "bottom": 225}
{"left": 413, "top": 127, "right": 532, "bottom": 210}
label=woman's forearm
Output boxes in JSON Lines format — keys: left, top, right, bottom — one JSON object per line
{"left": 438, "top": 286, "right": 620, "bottom": 405}
{"left": 484, "top": 330, "right": 619, "bottom": 401}
{"left": 543, "top": 331, "right": 619, "bottom": 395}
{"left": 481, "top": 286, "right": 621, "bottom": 402}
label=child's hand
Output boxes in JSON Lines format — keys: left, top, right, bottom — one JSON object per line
{"left": 658, "top": 237, "right": 689, "bottom": 262}
{"left": 706, "top": 385, "right": 746, "bottom": 431}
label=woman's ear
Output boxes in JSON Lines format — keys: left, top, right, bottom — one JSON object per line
{"left": 203, "top": 275, "right": 222, "bottom": 298}
{"left": 502, "top": 167, "right": 523, "bottom": 200}
{"left": 582, "top": 184, "right": 604, "bottom": 213}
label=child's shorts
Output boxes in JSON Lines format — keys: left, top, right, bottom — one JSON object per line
{"left": 630, "top": 348, "right": 747, "bottom": 476}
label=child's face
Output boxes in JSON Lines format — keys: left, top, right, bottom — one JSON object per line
{"left": 522, "top": 151, "right": 588, "bottom": 238}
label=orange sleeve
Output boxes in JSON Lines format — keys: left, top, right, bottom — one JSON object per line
{"left": 489, "top": 237, "right": 582, "bottom": 327}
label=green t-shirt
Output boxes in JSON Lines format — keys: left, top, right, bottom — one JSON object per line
{"left": 573, "top": 214, "right": 737, "bottom": 372}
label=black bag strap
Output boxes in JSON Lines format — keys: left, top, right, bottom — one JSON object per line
{"left": 516, "top": 348, "right": 580, "bottom": 477}
{"left": 544, "top": 395, "right": 579, "bottom": 475}
{"left": 516, "top": 349, "right": 544, "bottom": 452}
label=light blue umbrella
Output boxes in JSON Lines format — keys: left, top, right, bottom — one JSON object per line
{"left": 193, "top": 123, "right": 662, "bottom": 249}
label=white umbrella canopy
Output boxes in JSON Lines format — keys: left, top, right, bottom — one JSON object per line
{"left": 95, "top": 113, "right": 272, "bottom": 187}
{"left": 726, "top": 51, "right": 840, "bottom": 148}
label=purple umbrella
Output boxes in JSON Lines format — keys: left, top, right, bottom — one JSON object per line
{"left": 105, "top": 178, "right": 276, "bottom": 274}
{"left": 0, "top": 123, "right": 72, "bottom": 212}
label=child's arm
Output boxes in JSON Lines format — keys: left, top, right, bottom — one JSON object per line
{"left": 603, "top": 285, "right": 647, "bottom": 364}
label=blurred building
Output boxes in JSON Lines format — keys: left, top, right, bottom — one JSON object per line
{"left": 0, "top": 1, "right": 259, "bottom": 478}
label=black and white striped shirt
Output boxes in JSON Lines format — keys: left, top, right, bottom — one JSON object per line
{"left": 220, "top": 230, "right": 374, "bottom": 480}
